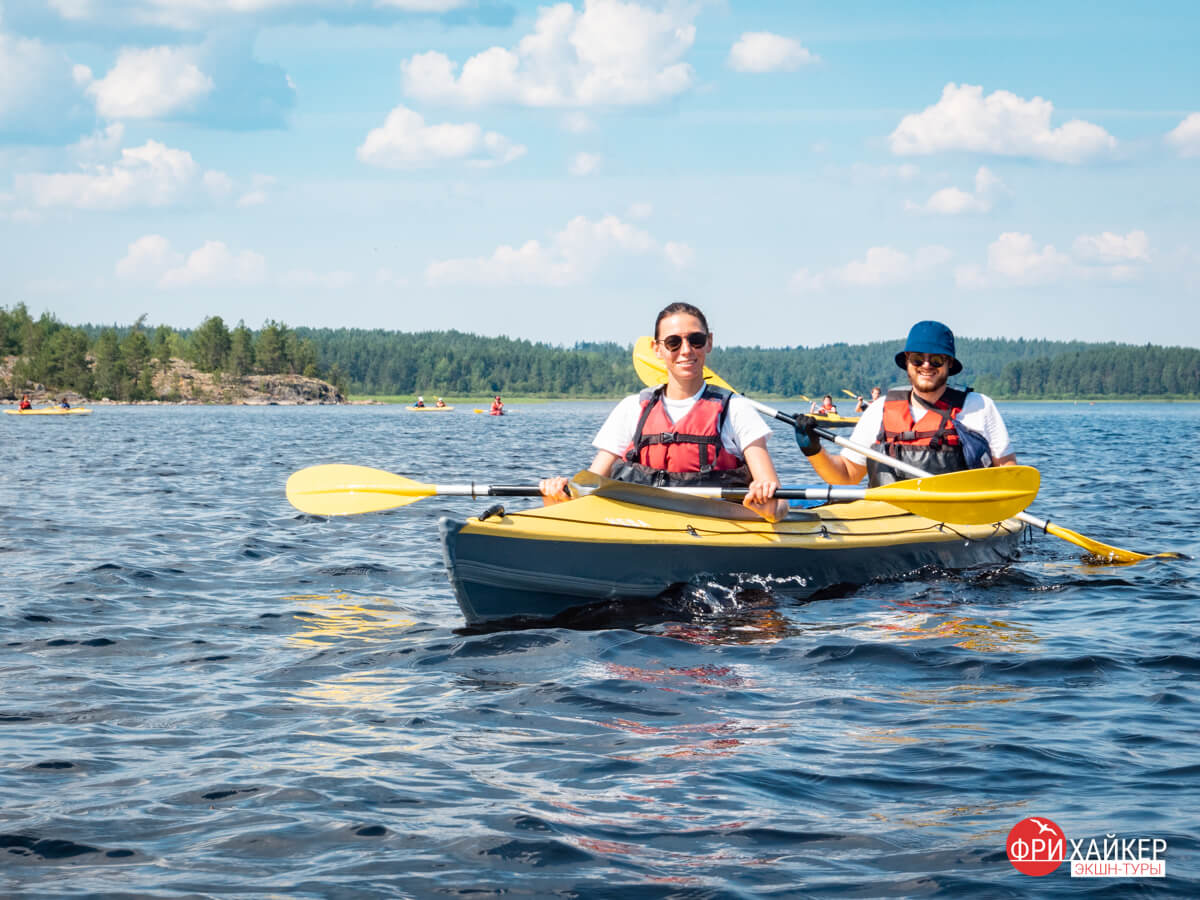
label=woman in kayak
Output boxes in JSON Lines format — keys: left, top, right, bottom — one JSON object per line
{"left": 540, "top": 303, "right": 788, "bottom": 521}
{"left": 490, "top": 396, "right": 504, "bottom": 415}
{"left": 810, "top": 395, "right": 837, "bottom": 415}
{"left": 19, "top": 393, "right": 32, "bottom": 410}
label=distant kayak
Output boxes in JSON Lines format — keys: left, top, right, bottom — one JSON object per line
{"left": 810, "top": 413, "right": 859, "bottom": 428}
{"left": 6, "top": 407, "right": 92, "bottom": 416}
{"left": 405, "top": 405, "right": 454, "bottom": 412}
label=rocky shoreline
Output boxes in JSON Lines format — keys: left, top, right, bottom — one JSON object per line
{"left": 2, "top": 357, "right": 346, "bottom": 405}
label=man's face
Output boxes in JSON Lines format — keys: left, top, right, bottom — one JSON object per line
{"left": 904, "top": 352, "right": 951, "bottom": 395}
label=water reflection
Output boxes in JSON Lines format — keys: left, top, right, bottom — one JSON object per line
{"left": 285, "top": 591, "right": 417, "bottom": 646}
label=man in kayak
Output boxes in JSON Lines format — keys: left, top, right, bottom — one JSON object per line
{"left": 854, "top": 386, "right": 881, "bottom": 413}
{"left": 415, "top": 395, "right": 425, "bottom": 408}
{"left": 540, "top": 302, "right": 788, "bottom": 521}
{"left": 810, "top": 394, "right": 837, "bottom": 415}
{"left": 19, "top": 393, "right": 32, "bottom": 410}
{"left": 795, "top": 320, "right": 1016, "bottom": 486}
{"left": 59, "top": 397, "right": 70, "bottom": 409}
{"left": 490, "top": 395, "right": 504, "bottom": 415}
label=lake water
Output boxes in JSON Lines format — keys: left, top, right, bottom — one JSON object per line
{"left": 3, "top": 401, "right": 1198, "bottom": 897}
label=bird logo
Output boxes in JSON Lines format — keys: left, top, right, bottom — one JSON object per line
{"left": 1030, "top": 818, "right": 1058, "bottom": 836}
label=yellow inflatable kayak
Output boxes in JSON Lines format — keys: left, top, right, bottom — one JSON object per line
{"left": 405, "top": 405, "right": 454, "bottom": 412}
{"left": 440, "top": 477, "right": 1023, "bottom": 626}
{"left": 6, "top": 407, "right": 92, "bottom": 416}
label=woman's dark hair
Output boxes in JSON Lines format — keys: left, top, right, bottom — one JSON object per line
{"left": 653, "top": 302, "right": 709, "bottom": 339}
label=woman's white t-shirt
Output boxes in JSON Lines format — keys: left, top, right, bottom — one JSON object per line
{"left": 593, "top": 387, "right": 772, "bottom": 459}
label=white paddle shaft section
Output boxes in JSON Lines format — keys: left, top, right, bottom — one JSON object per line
{"left": 743, "top": 396, "right": 1053, "bottom": 532}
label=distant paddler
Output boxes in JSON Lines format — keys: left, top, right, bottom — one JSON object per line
{"left": 809, "top": 394, "right": 837, "bottom": 416}
{"left": 435, "top": 397, "right": 447, "bottom": 408}
{"left": 538, "top": 302, "right": 789, "bottom": 521}
{"left": 854, "top": 386, "right": 881, "bottom": 413}
{"left": 490, "top": 395, "right": 504, "bottom": 415}
{"left": 795, "top": 320, "right": 1016, "bottom": 485}
{"left": 18, "top": 393, "right": 32, "bottom": 410}
{"left": 414, "top": 395, "right": 425, "bottom": 408}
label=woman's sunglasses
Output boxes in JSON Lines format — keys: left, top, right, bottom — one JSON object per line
{"left": 658, "top": 331, "right": 709, "bottom": 352}
{"left": 905, "top": 352, "right": 950, "bottom": 369}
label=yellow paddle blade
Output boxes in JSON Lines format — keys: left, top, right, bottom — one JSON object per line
{"left": 632, "top": 336, "right": 735, "bottom": 392}
{"left": 841, "top": 389, "right": 858, "bottom": 399}
{"left": 1040, "top": 522, "right": 1182, "bottom": 564}
{"left": 865, "top": 466, "right": 1040, "bottom": 525}
{"left": 286, "top": 464, "right": 433, "bottom": 516}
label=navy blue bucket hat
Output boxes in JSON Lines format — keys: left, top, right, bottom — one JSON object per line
{"left": 894, "top": 320, "right": 963, "bottom": 375}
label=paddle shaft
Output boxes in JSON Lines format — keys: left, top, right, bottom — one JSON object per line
{"left": 418, "top": 483, "right": 935, "bottom": 503}
{"left": 745, "top": 396, "right": 1060, "bottom": 535}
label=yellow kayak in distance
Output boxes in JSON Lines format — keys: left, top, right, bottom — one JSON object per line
{"left": 810, "top": 412, "right": 859, "bottom": 428}
{"left": 6, "top": 407, "right": 92, "bottom": 416}
{"left": 405, "top": 405, "right": 455, "bottom": 412}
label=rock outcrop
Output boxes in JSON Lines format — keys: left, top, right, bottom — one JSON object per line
{"left": 2, "top": 356, "right": 345, "bottom": 405}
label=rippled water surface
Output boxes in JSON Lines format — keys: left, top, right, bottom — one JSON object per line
{"left": 3, "top": 401, "right": 1199, "bottom": 897}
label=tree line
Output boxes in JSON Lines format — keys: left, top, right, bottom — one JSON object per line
{"left": 3, "top": 304, "right": 1199, "bottom": 400}
{"left": 1, "top": 304, "right": 345, "bottom": 401}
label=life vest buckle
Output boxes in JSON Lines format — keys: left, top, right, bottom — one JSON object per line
{"left": 658, "top": 432, "right": 676, "bottom": 444}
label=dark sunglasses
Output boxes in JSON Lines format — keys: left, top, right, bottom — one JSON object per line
{"left": 658, "top": 331, "right": 709, "bottom": 352}
{"left": 906, "top": 352, "right": 950, "bottom": 369}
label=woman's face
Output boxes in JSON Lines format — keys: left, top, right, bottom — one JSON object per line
{"left": 655, "top": 312, "right": 712, "bottom": 386}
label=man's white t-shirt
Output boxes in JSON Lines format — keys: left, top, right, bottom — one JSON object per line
{"left": 839, "top": 390, "right": 1014, "bottom": 468}
{"left": 593, "top": 387, "right": 772, "bottom": 459}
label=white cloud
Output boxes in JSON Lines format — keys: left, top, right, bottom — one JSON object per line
{"left": 1166, "top": 113, "right": 1200, "bottom": 158}
{"left": 402, "top": 0, "right": 697, "bottom": 107}
{"left": 0, "top": 27, "right": 88, "bottom": 135}
{"left": 985, "top": 232, "right": 1070, "bottom": 282}
{"left": 790, "top": 245, "right": 952, "bottom": 292}
{"left": 117, "top": 235, "right": 266, "bottom": 287}
{"left": 956, "top": 230, "right": 1150, "bottom": 288}
{"left": 357, "top": 105, "right": 525, "bottom": 168}
{"left": 889, "top": 83, "right": 1117, "bottom": 163}
{"left": 1072, "top": 230, "right": 1150, "bottom": 264}
{"left": 627, "top": 201, "right": 653, "bottom": 219}
{"left": 115, "top": 234, "right": 182, "bottom": 280}
{"left": 236, "top": 174, "right": 276, "bottom": 208}
{"left": 569, "top": 151, "right": 601, "bottom": 175}
{"left": 17, "top": 139, "right": 230, "bottom": 209}
{"left": 426, "top": 213, "right": 685, "bottom": 287}
{"left": 69, "top": 123, "right": 126, "bottom": 162}
{"left": 85, "top": 46, "right": 213, "bottom": 119}
{"left": 727, "top": 32, "right": 817, "bottom": 73}
{"left": 160, "top": 241, "right": 266, "bottom": 287}
{"left": 663, "top": 241, "right": 694, "bottom": 269}
{"left": 908, "top": 165, "right": 1004, "bottom": 214}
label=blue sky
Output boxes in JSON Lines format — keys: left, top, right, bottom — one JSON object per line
{"left": 2, "top": 0, "right": 1197, "bottom": 348}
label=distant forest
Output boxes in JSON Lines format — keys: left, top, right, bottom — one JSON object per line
{"left": 3, "top": 303, "right": 1199, "bottom": 400}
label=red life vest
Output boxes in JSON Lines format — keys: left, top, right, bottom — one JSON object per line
{"left": 868, "top": 387, "right": 970, "bottom": 486}
{"left": 623, "top": 385, "right": 744, "bottom": 474}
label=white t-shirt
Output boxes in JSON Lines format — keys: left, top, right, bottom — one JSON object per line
{"left": 839, "top": 389, "right": 1014, "bottom": 468}
{"left": 593, "top": 387, "right": 772, "bottom": 459}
